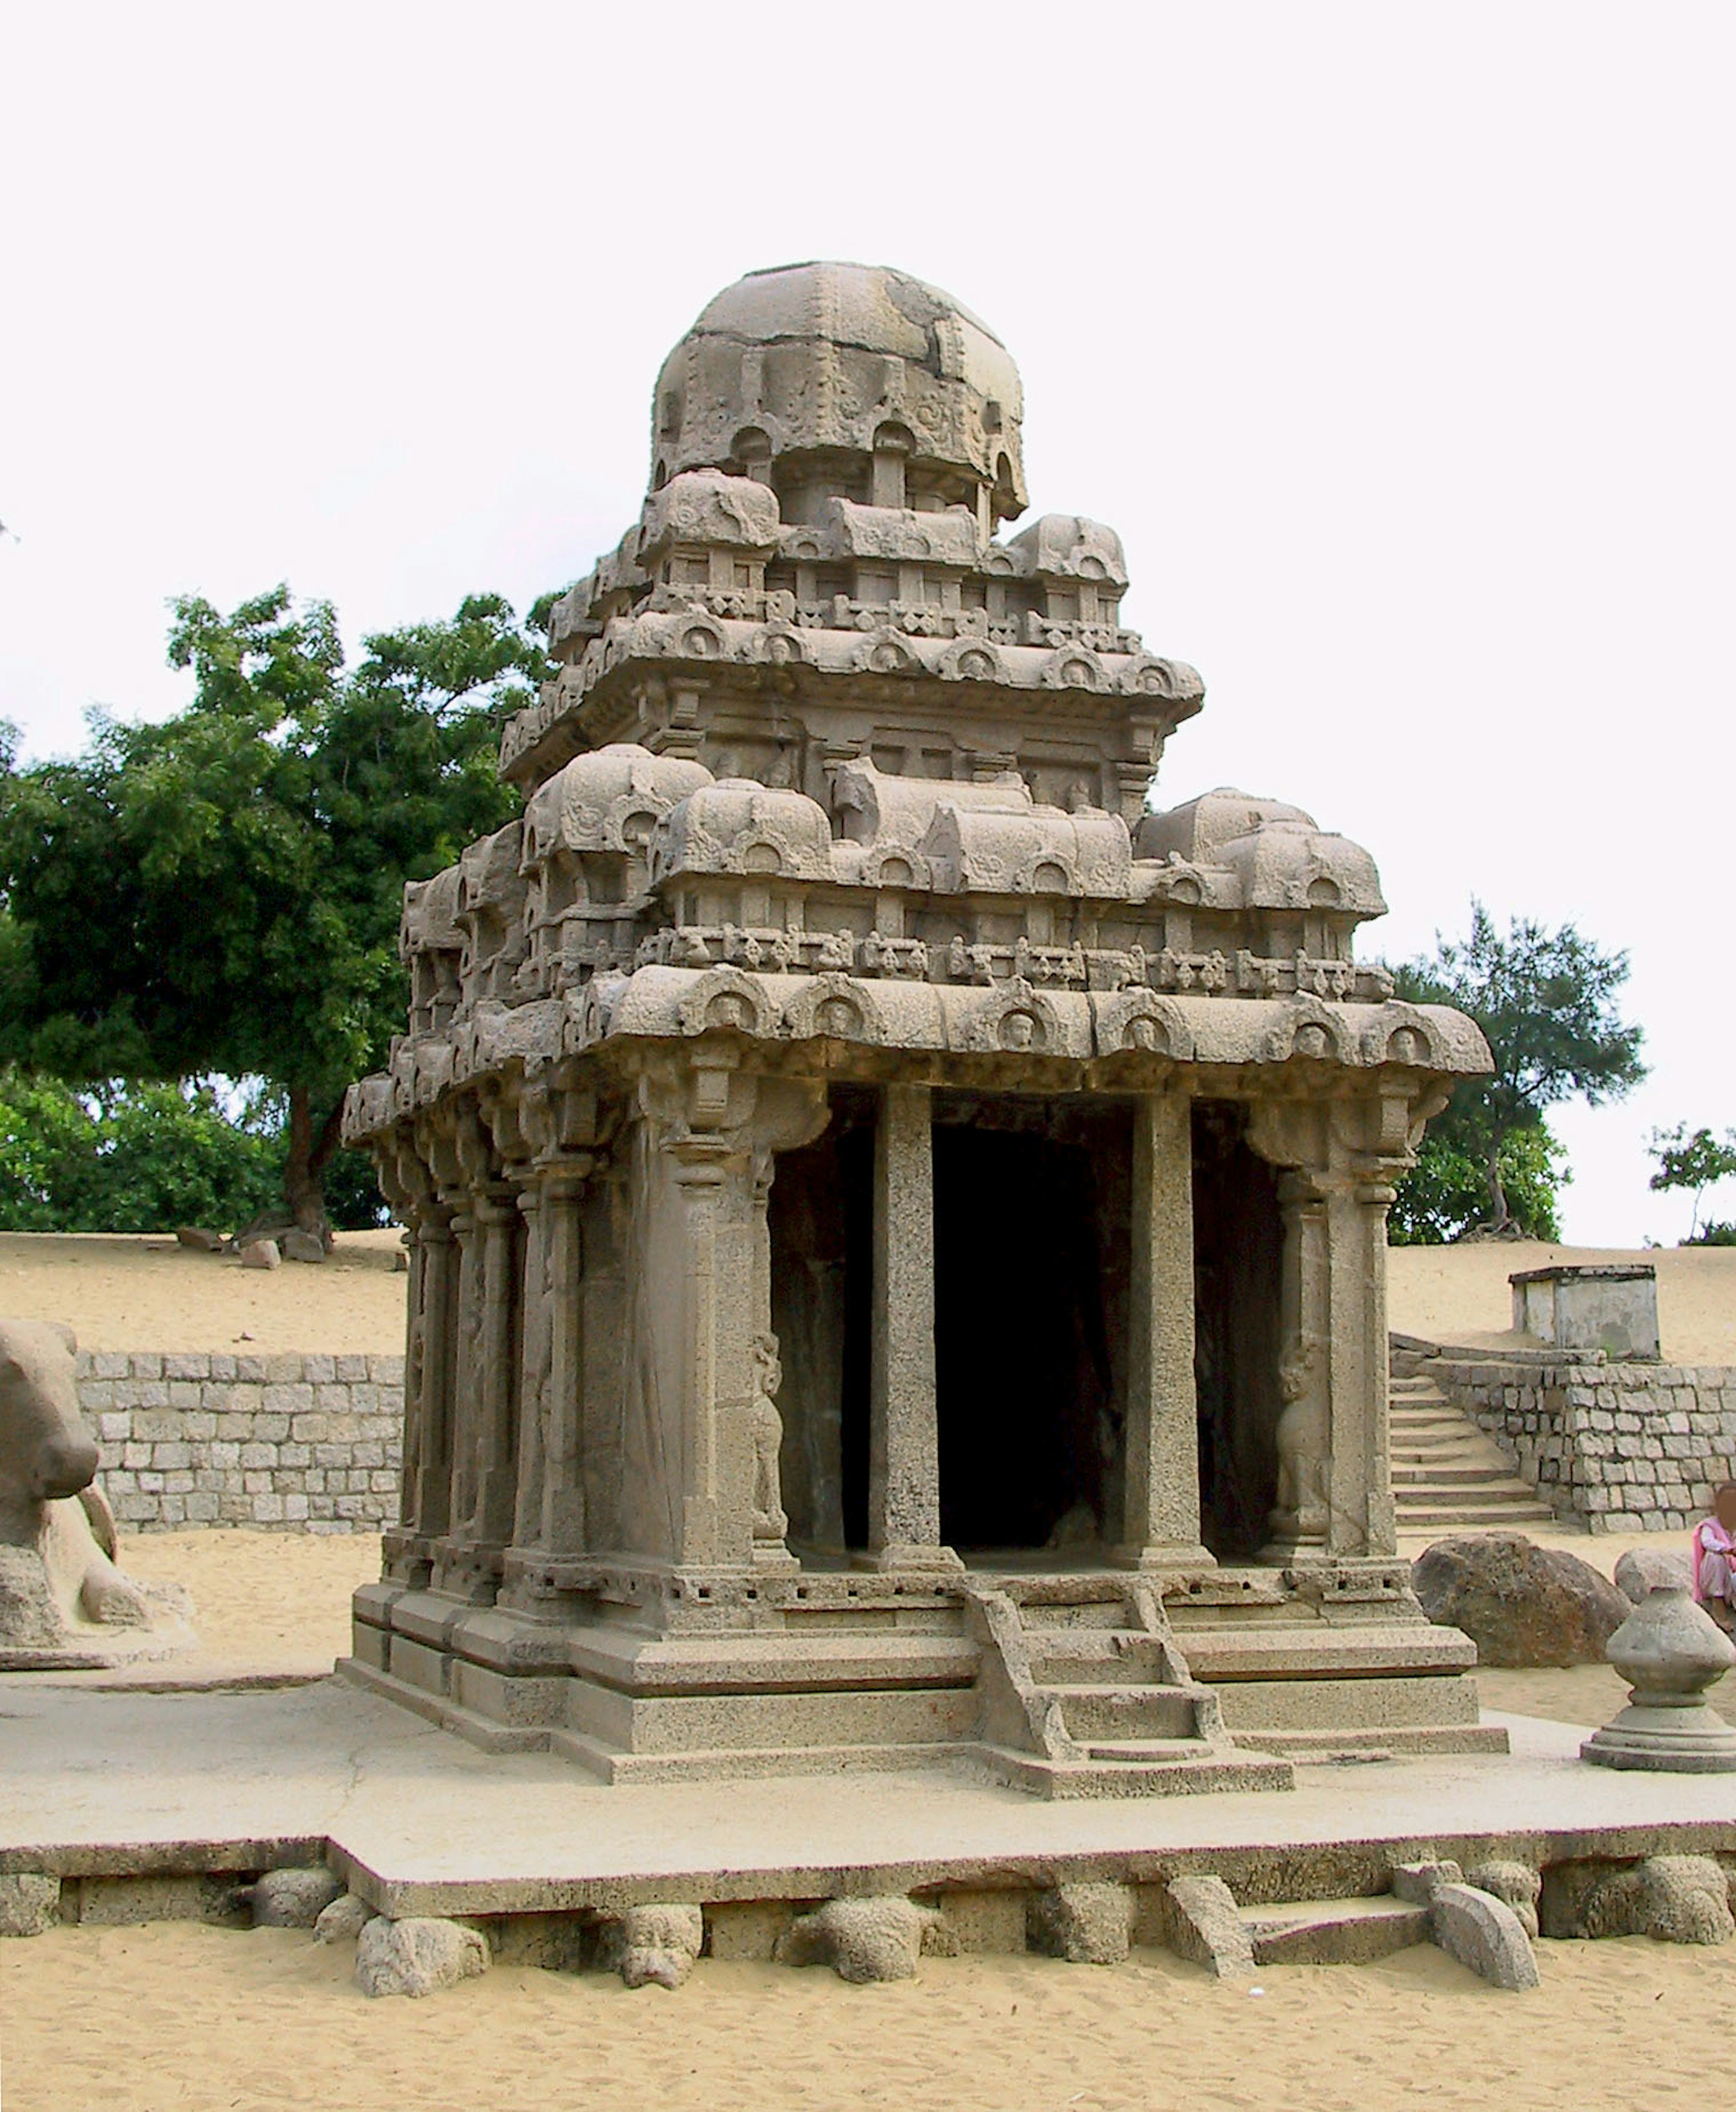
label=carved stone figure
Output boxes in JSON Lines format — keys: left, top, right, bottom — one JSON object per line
{"left": 340, "top": 262, "right": 1495, "bottom": 1795}
{"left": 0, "top": 1320, "right": 193, "bottom": 1667}
{"left": 750, "top": 1332, "right": 788, "bottom": 1546}
{"left": 1267, "top": 1334, "right": 1331, "bottom": 1551}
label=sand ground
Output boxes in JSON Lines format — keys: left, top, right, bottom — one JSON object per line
{"left": 0, "top": 1922, "right": 1708, "bottom": 2112}
{"left": 1387, "top": 1238, "right": 1736, "bottom": 1364}
{"left": 0, "top": 1228, "right": 407, "bottom": 1354}
{"left": 3, "top": 1229, "right": 1732, "bottom": 1363}
{"left": 3, "top": 1237, "right": 1734, "bottom": 2103}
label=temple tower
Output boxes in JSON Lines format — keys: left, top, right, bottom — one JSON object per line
{"left": 343, "top": 262, "right": 1498, "bottom": 1793}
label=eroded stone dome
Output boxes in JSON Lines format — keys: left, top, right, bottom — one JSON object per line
{"left": 650, "top": 261, "right": 1027, "bottom": 531}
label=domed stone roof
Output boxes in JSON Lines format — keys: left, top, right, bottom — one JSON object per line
{"left": 650, "top": 262, "right": 1027, "bottom": 528}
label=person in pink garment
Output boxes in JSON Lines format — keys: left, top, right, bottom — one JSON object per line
{"left": 1693, "top": 1483, "right": 1736, "bottom": 1634}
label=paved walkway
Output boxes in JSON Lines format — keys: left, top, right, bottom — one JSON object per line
{"left": 5, "top": 1678, "right": 1735, "bottom": 1916}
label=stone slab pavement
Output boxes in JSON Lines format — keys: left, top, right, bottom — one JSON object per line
{"left": 5, "top": 1680, "right": 1736, "bottom": 1916}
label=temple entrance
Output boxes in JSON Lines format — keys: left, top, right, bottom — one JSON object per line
{"left": 931, "top": 1096, "right": 1130, "bottom": 1555}
{"left": 767, "top": 1089, "right": 1132, "bottom": 1563}
{"left": 1191, "top": 1101, "right": 1284, "bottom": 1559}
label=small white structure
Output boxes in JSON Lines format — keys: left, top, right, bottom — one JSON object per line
{"left": 1511, "top": 1264, "right": 1660, "bottom": 1362}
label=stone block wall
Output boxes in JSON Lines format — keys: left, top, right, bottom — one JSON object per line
{"left": 1425, "top": 1353, "right": 1736, "bottom": 1534}
{"left": 79, "top": 1351, "right": 404, "bottom": 1533}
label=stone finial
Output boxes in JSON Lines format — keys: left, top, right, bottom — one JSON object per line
{"left": 1581, "top": 1583, "right": 1736, "bottom": 1772}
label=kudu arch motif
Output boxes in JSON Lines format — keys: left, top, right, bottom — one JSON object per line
{"left": 343, "top": 262, "right": 1497, "bottom": 1793}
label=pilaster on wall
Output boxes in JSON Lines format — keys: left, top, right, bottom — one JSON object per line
{"left": 629, "top": 1055, "right": 829, "bottom": 1572}
{"left": 1248, "top": 1091, "right": 1416, "bottom": 1559}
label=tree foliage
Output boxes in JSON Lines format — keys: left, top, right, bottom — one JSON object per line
{"left": 0, "top": 1072, "right": 283, "bottom": 1232}
{"left": 1388, "top": 1116, "right": 1566, "bottom": 1245}
{"left": 0, "top": 586, "right": 550, "bottom": 1230}
{"left": 1649, "top": 1124, "right": 1736, "bottom": 1245}
{"left": 1392, "top": 901, "right": 1646, "bottom": 1238}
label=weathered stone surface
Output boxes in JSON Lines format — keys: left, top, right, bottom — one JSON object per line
{"left": 331, "top": 258, "right": 1495, "bottom": 1789}
{"left": 0, "top": 1873, "right": 60, "bottom": 1937}
{"left": 0, "top": 1318, "right": 194, "bottom": 1665}
{"left": 1582, "top": 1583, "right": 1736, "bottom": 1772}
{"left": 1430, "top": 1882, "right": 1540, "bottom": 1990}
{"left": 1389, "top": 1859, "right": 1463, "bottom": 1905}
{"left": 777, "top": 1895, "right": 938, "bottom": 1983}
{"left": 247, "top": 1866, "right": 345, "bottom": 1928}
{"left": 705, "top": 1900, "right": 793, "bottom": 1962}
{"left": 355, "top": 1915, "right": 489, "bottom": 1998}
{"left": 1152, "top": 1874, "right": 1255, "bottom": 1979}
{"left": 313, "top": 1891, "right": 373, "bottom": 1945}
{"left": 1028, "top": 1881, "right": 1132, "bottom": 1966}
{"left": 239, "top": 1240, "right": 281, "bottom": 1272}
{"left": 1412, "top": 1533, "right": 1628, "bottom": 1667}
{"left": 1543, "top": 1855, "right": 1736, "bottom": 1944}
{"left": 281, "top": 1230, "right": 326, "bottom": 1266}
{"left": 1463, "top": 1860, "right": 1541, "bottom": 1939}
{"left": 1614, "top": 1547, "right": 1693, "bottom": 1602}
{"left": 175, "top": 1227, "right": 222, "bottom": 1252}
{"left": 599, "top": 1902, "right": 703, "bottom": 1989}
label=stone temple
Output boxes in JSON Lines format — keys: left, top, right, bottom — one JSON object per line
{"left": 341, "top": 261, "right": 1498, "bottom": 1795}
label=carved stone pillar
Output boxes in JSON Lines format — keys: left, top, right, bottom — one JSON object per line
{"left": 629, "top": 1056, "right": 827, "bottom": 1572}
{"left": 868, "top": 1082, "right": 958, "bottom": 1571}
{"left": 374, "top": 1131, "right": 452, "bottom": 1575}
{"left": 1261, "top": 1168, "right": 1332, "bottom": 1559}
{"left": 1248, "top": 1094, "right": 1410, "bottom": 1560}
{"left": 470, "top": 1190, "right": 523, "bottom": 1548}
{"left": 1117, "top": 1090, "right": 1212, "bottom": 1569}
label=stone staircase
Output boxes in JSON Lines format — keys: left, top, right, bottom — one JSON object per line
{"left": 1390, "top": 1368, "right": 1556, "bottom": 1530}
{"left": 966, "top": 1580, "right": 1295, "bottom": 1799}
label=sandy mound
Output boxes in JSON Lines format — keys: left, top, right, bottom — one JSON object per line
{"left": 0, "top": 1920, "right": 1722, "bottom": 2112}
{"left": 0, "top": 1229, "right": 1728, "bottom": 1365}
{"left": 1387, "top": 1240, "right": 1736, "bottom": 1364}
{"left": 0, "top": 1229, "right": 407, "bottom": 1353}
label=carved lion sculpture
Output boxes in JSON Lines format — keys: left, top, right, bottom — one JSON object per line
{"left": 0, "top": 1319, "right": 193, "bottom": 1667}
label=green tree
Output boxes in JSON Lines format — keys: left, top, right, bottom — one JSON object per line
{"left": 0, "top": 1071, "right": 285, "bottom": 1232}
{"left": 1388, "top": 1117, "right": 1567, "bottom": 1245}
{"left": 0, "top": 585, "right": 552, "bottom": 1233}
{"left": 1649, "top": 1124, "right": 1736, "bottom": 1243}
{"left": 1392, "top": 902, "right": 1646, "bottom": 1238}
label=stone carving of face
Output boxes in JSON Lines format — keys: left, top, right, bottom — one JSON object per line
{"left": 816, "top": 997, "right": 858, "bottom": 1039}
{"left": 708, "top": 992, "right": 755, "bottom": 1031}
{"left": 1001, "top": 1011, "right": 1038, "bottom": 1051}
{"left": 1293, "top": 1023, "right": 1331, "bottom": 1059}
{"left": 1127, "top": 1016, "right": 1162, "bottom": 1053}
{"left": 1388, "top": 1027, "right": 1425, "bottom": 1064}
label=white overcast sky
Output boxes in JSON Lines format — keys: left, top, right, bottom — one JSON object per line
{"left": 2, "top": 2, "right": 1731, "bottom": 1243}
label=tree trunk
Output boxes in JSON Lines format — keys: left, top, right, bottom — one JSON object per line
{"left": 1483, "top": 1134, "right": 1514, "bottom": 1236}
{"left": 283, "top": 1086, "right": 345, "bottom": 1240}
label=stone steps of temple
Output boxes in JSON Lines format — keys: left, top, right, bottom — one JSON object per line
{"left": 1240, "top": 1895, "right": 1433, "bottom": 1966}
{"left": 1027, "top": 1633, "right": 1173, "bottom": 1685}
{"left": 1388, "top": 1378, "right": 1555, "bottom": 1528}
{"left": 1398, "top": 1504, "right": 1559, "bottom": 1527}
{"left": 975, "top": 1742, "right": 1295, "bottom": 1800}
{"left": 1391, "top": 1464, "right": 1530, "bottom": 1486}
{"left": 1047, "top": 1684, "right": 1203, "bottom": 1744}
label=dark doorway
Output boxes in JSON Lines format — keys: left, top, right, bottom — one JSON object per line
{"left": 767, "top": 1088, "right": 875, "bottom": 1555}
{"left": 1191, "top": 1102, "right": 1284, "bottom": 1559}
{"left": 932, "top": 1096, "right": 1130, "bottom": 1553}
